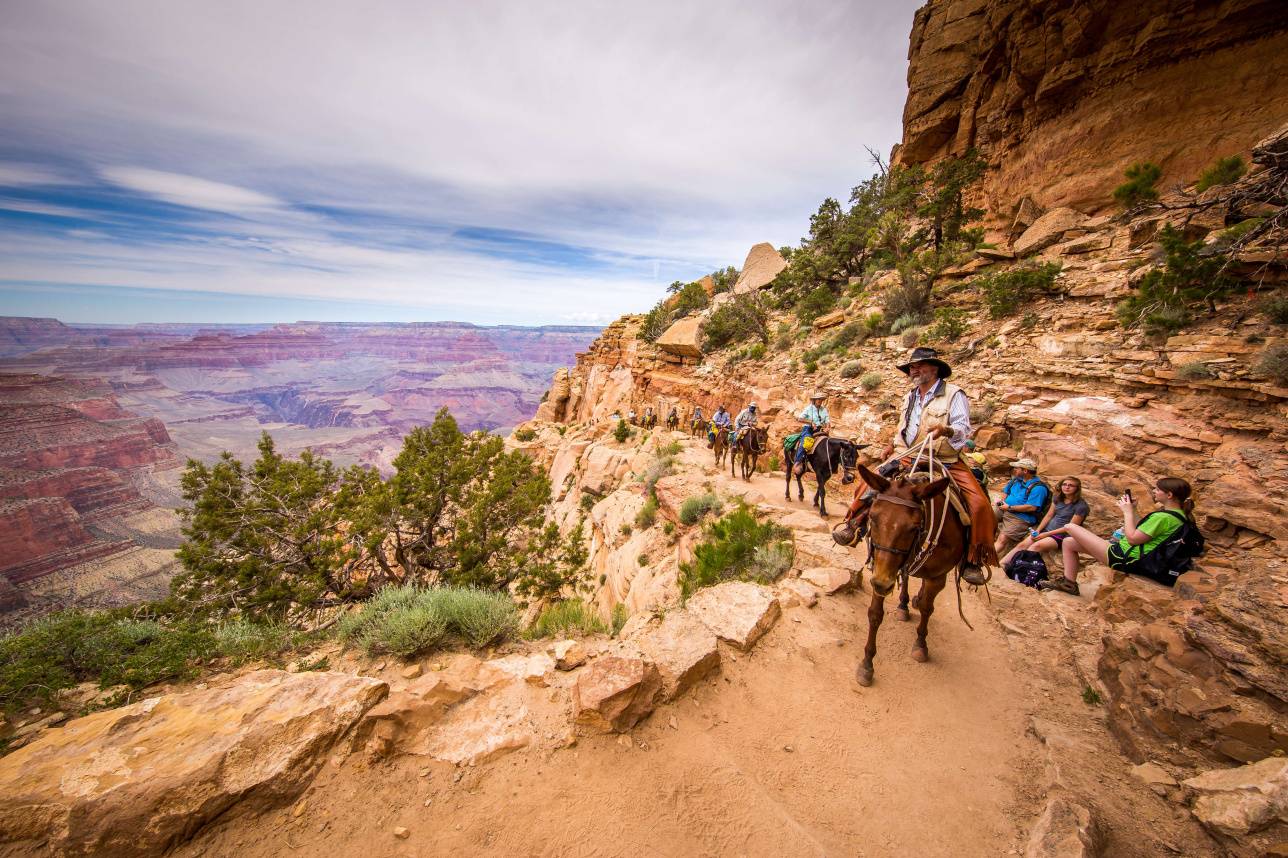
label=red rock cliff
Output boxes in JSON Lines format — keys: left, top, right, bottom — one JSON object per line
{"left": 898, "top": 0, "right": 1288, "bottom": 219}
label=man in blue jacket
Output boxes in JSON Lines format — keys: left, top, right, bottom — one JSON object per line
{"left": 994, "top": 457, "right": 1049, "bottom": 555}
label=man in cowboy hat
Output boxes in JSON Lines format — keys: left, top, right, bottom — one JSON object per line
{"left": 994, "top": 457, "right": 1050, "bottom": 556}
{"left": 834, "top": 346, "right": 998, "bottom": 585}
{"left": 791, "top": 391, "right": 831, "bottom": 471}
{"left": 732, "top": 401, "right": 759, "bottom": 444}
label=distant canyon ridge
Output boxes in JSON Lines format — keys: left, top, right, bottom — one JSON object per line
{"left": 0, "top": 316, "right": 599, "bottom": 617}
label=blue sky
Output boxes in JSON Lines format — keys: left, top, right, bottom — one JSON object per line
{"left": 0, "top": 0, "right": 919, "bottom": 326}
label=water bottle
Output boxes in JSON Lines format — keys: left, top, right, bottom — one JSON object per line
{"left": 1111, "top": 528, "right": 1124, "bottom": 541}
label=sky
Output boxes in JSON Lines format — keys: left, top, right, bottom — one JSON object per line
{"left": 0, "top": 0, "right": 920, "bottom": 326}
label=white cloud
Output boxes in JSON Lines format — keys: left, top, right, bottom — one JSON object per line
{"left": 98, "top": 167, "right": 284, "bottom": 215}
{"left": 0, "top": 162, "right": 78, "bottom": 187}
{"left": 0, "top": 198, "right": 96, "bottom": 219}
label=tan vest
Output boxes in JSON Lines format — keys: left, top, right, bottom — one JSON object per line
{"left": 894, "top": 381, "right": 964, "bottom": 463}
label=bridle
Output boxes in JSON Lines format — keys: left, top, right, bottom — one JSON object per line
{"left": 864, "top": 479, "right": 948, "bottom": 581}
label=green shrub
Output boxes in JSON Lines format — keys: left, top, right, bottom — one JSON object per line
{"left": 1214, "top": 217, "right": 1264, "bottom": 250}
{"left": 840, "top": 359, "right": 864, "bottom": 379}
{"left": 679, "top": 492, "right": 723, "bottom": 525}
{"left": 1260, "top": 293, "right": 1288, "bottom": 324}
{"left": 212, "top": 619, "right": 295, "bottom": 663}
{"left": 1256, "top": 344, "right": 1288, "bottom": 385}
{"left": 635, "top": 495, "right": 659, "bottom": 529}
{"left": 803, "top": 359, "right": 818, "bottom": 374}
{"left": 1117, "top": 225, "right": 1235, "bottom": 335}
{"left": 0, "top": 608, "right": 223, "bottom": 712}
{"left": 619, "top": 522, "right": 633, "bottom": 536}
{"left": 796, "top": 286, "right": 837, "bottom": 324}
{"left": 610, "top": 604, "right": 629, "bottom": 637}
{"left": 678, "top": 504, "right": 794, "bottom": 598}
{"left": 860, "top": 372, "right": 882, "bottom": 391}
{"left": 660, "top": 440, "right": 683, "bottom": 456}
{"left": 671, "top": 281, "right": 710, "bottom": 317}
{"left": 580, "top": 491, "right": 596, "bottom": 512}
{"left": 513, "top": 427, "right": 537, "bottom": 442}
{"left": 829, "top": 321, "right": 867, "bottom": 351}
{"left": 639, "top": 300, "right": 673, "bottom": 343}
{"left": 640, "top": 455, "right": 674, "bottom": 493}
{"left": 663, "top": 521, "right": 676, "bottom": 536}
{"left": 863, "top": 312, "right": 886, "bottom": 334}
{"left": 614, "top": 418, "right": 630, "bottom": 443}
{"left": 703, "top": 292, "right": 771, "bottom": 351}
{"left": 746, "top": 342, "right": 766, "bottom": 361}
{"left": 1113, "top": 161, "right": 1163, "bottom": 208}
{"left": 890, "top": 313, "right": 920, "bottom": 335}
{"left": 975, "top": 262, "right": 1062, "bottom": 318}
{"left": 337, "top": 585, "right": 519, "bottom": 657}
{"left": 1175, "top": 361, "right": 1215, "bottom": 380}
{"left": 527, "top": 599, "right": 607, "bottom": 639}
{"left": 927, "top": 307, "right": 968, "bottom": 342}
{"left": 1195, "top": 155, "right": 1246, "bottom": 192}
{"left": 881, "top": 278, "right": 931, "bottom": 324}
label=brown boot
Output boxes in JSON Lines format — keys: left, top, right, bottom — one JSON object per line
{"left": 832, "top": 509, "right": 869, "bottom": 547}
{"left": 960, "top": 564, "right": 987, "bottom": 586}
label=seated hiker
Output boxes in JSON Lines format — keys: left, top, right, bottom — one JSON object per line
{"left": 994, "top": 458, "right": 1052, "bottom": 557}
{"left": 793, "top": 392, "right": 830, "bottom": 469}
{"left": 732, "top": 402, "right": 758, "bottom": 443}
{"left": 1000, "top": 476, "right": 1089, "bottom": 572}
{"left": 834, "top": 347, "right": 998, "bottom": 585}
{"left": 1038, "top": 477, "right": 1199, "bottom": 597}
{"left": 709, "top": 404, "right": 731, "bottom": 445}
{"left": 963, "top": 439, "right": 988, "bottom": 486}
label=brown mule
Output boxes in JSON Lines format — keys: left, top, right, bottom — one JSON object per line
{"left": 730, "top": 426, "right": 768, "bottom": 481}
{"left": 711, "top": 427, "right": 730, "bottom": 468}
{"left": 852, "top": 463, "right": 965, "bottom": 687}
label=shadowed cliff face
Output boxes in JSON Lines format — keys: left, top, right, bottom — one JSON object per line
{"left": 898, "top": 0, "right": 1288, "bottom": 219}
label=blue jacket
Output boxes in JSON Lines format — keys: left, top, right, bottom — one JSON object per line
{"left": 1002, "top": 477, "right": 1049, "bottom": 525}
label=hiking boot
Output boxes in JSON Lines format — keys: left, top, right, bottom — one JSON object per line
{"left": 960, "top": 565, "right": 987, "bottom": 586}
{"left": 832, "top": 515, "right": 866, "bottom": 547}
{"left": 1037, "top": 576, "right": 1080, "bottom": 596}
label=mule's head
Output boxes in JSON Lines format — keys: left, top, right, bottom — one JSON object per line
{"left": 838, "top": 441, "right": 864, "bottom": 485}
{"left": 857, "top": 463, "right": 950, "bottom": 596}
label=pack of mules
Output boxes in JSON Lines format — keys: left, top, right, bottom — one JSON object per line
{"left": 782, "top": 430, "right": 864, "bottom": 517}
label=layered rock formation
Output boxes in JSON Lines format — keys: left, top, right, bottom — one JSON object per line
{"left": 898, "top": 0, "right": 1288, "bottom": 220}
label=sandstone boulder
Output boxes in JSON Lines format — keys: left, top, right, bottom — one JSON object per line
{"left": 533, "top": 367, "right": 572, "bottom": 422}
{"left": 1023, "top": 793, "right": 1103, "bottom": 858}
{"left": 550, "top": 639, "right": 588, "bottom": 670}
{"left": 1184, "top": 757, "right": 1288, "bottom": 836}
{"left": 486, "top": 652, "right": 556, "bottom": 686}
{"left": 813, "top": 310, "right": 846, "bottom": 330}
{"left": 1014, "top": 208, "right": 1090, "bottom": 256}
{"left": 655, "top": 317, "right": 703, "bottom": 358}
{"left": 573, "top": 656, "right": 662, "bottom": 732}
{"left": 732, "top": 243, "right": 788, "bottom": 294}
{"left": 685, "top": 581, "right": 781, "bottom": 651}
{"left": 800, "top": 566, "right": 853, "bottom": 594}
{"left": 777, "top": 579, "right": 820, "bottom": 608}
{"left": 635, "top": 610, "right": 721, "bottom": 700}
{"left": 0, "top": 670, "right": 387, "bottom": 857}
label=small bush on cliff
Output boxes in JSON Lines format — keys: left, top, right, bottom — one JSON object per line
{"left": 678, "top": 504, "right": 794, "bottom": 598}
{"left": 1176, "top": 361, "right": 1215, "bottom": 380}
{"left": 860, "top": 372, "right": 882, "bottom": 391}
{"left": 513, "top": 427, "right": 537, "bottom": 442}
{"left": 1256, "top": 344, "right": 1288, "bottom": 385}
{"left": 702, "top": 292, "right": 770, "bottom": 351}
{"left": 671, "top": 280, "right": 710, "bottom": 317}
{"left": 796, "top": 286, "right": 837, "bottom": 324}
{"left": 840, "top": 360, "right": 864, "bottom": 379}
{"left": 1116, "top": 225, "right": 1234, "bottom": 335}
{"left": 527, "top": 599, "right": 607, "bottom": 639}
{"left": 680, "top": 492, "right": 723, "bottom": 525}
{"left": 711, "top": 265, "right": 740, "bottom": 294}
{"left": 635, "top": 495, "right": 659, "bottom": 529}
{"left": 613, "top": 418, "right": 630, "bottom": 443}
{"left": 974, "top": 262, "right": 1062, "bottom": 318}
{"left": 1260, "top": 293, "right": 1288, "bottom": 324}
{"left": 1195, "top": 155, "right": 1246, "bottom": 193}
{"left": 337, "top": 585, "right": 519, "bottom": 657}
{"left": 1113, "top": 161, "right": 1163, "bottom": 209}
{"left": 926, "top": 307, "right": 968, "bottom": 342}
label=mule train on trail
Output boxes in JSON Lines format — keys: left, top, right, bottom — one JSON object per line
{"left": 729, "top": 426, "right": 769, "bottom": 481}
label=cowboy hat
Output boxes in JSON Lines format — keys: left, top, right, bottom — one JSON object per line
{"left": 896, "top": 346, "right": 951, "bottom": 379}
{"left": 809, "top": 391, "right": 826, "bottom": 400}
{"left": 1008, "top": 457, "right": 1038, "bottom": 470}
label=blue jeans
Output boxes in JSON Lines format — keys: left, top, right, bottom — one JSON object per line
{"left": 794, "top": 426, "right": 814, "bottom": 463}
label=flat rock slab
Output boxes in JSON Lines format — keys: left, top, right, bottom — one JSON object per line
{"left": 635, "top": 610, "right": 721, "bottom": 700}
{"left": 685, "top": 581, "right": 781, "bottom": 651}
{"left": 573, "top": 656, "right": 662, "bottom": 732}
{"left": 0, "top": 670, "right": 387, "bottom": 858}
{"left": 776, "top": 579, "right": 820, "bottom": 608}
{"left": 800, "top": 566, "right": 854, "bottom": 594}
{"left": 1024, "top": 793, "right": 1103, "bottom": 858}
{"left": 1184, "top": 757, "right": 1288, "bottom": 836}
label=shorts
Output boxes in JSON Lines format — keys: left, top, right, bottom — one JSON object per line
{"left": 1106, "top": 542, "right": 1142, "bottom": 574}
{"left": 1049, "top": 533, "right": 1068, "bottom": 545}
{"left": 999, "top": 511, "right": 1034, "bottom": 542}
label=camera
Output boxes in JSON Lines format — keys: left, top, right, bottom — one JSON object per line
{"left": 1123, "top": 489, "right": 1133, "bottom": 503}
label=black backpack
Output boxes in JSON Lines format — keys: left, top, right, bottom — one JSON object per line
{"left": 1004, "top": 550, "right": 1049, "bottom": 588}
{"left": 1136, "top": 510, "right": 1205, "bottom": 586}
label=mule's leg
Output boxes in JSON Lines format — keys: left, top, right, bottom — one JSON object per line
{"left": 857, "top": 590, "right": 885, "bottom": 687}
{"left": 817, "top": 476, "right": 827, "bottom": 518}
{"left": 895, "top": 572, "right": 911, "bottom": 621}
{"left": 911, "top": 575, "right": 947, "bottom": 663}
{"left": 784, "top": 465, "right": 792, "bottom": 500}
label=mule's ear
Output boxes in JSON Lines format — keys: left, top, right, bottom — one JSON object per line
{"left": 858, "top": 463, "right": 889, "bottom": 492}
{"left": 912, "top": 476, "right": 951, "bottom": 500}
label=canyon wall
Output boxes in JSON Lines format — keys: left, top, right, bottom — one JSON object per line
{"left": 898, "top": 0, "right": 1288, "bottom": 222}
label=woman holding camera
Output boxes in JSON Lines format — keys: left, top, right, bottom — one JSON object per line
{"left": 1037, "top": 477, "right": 1195, "bottom": 597}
